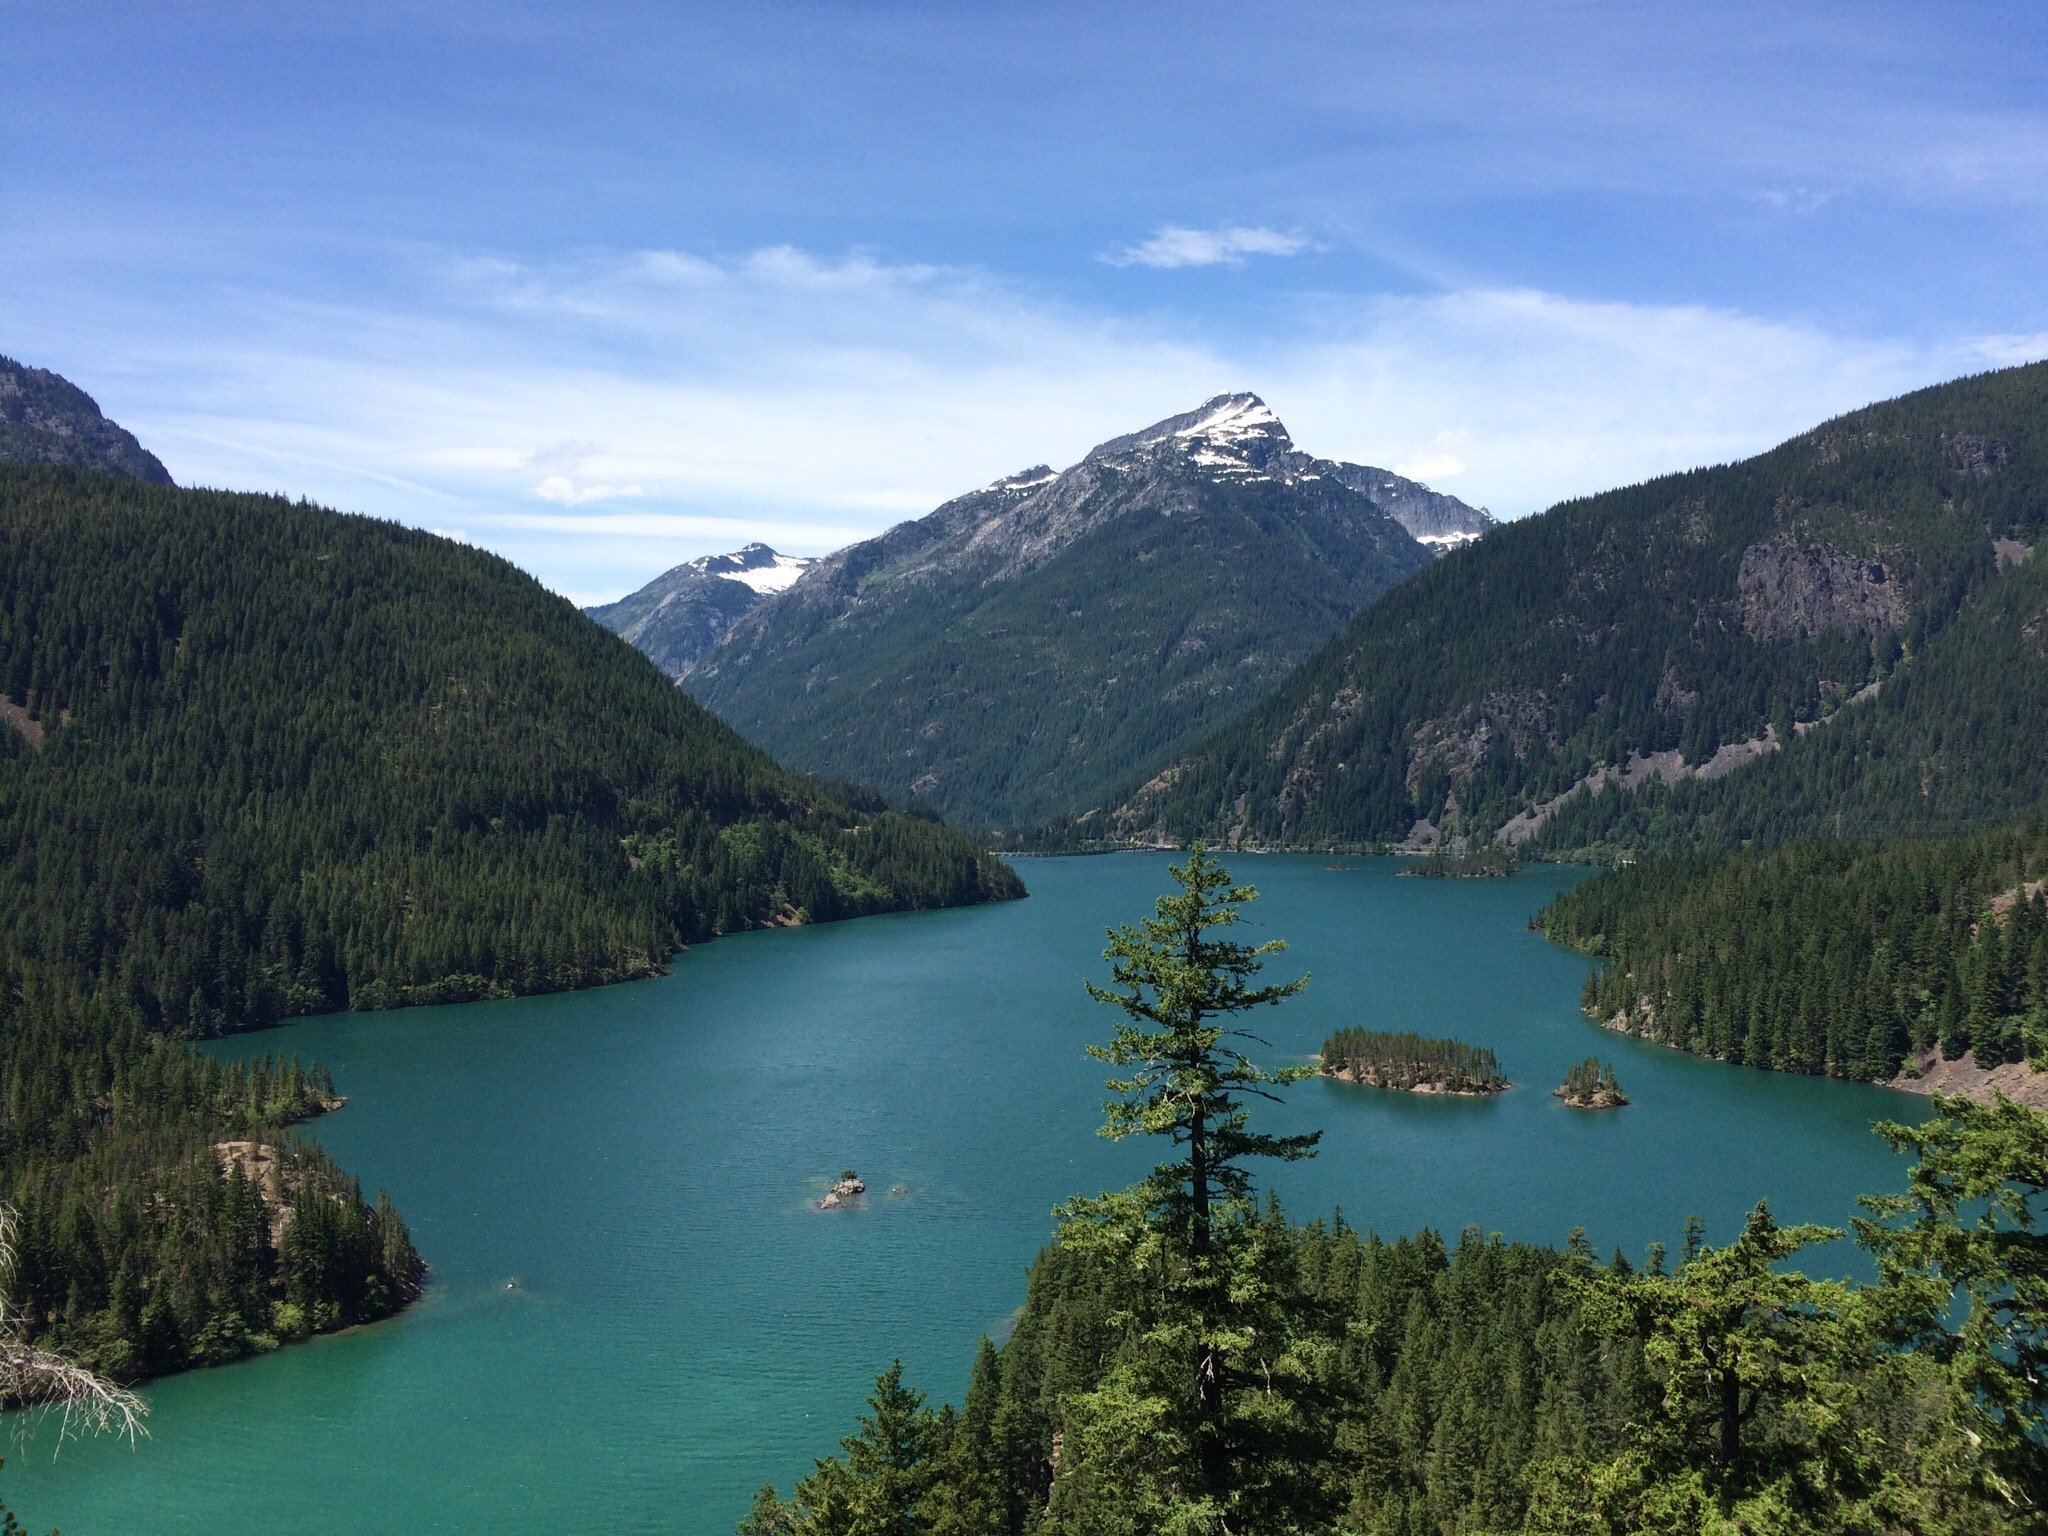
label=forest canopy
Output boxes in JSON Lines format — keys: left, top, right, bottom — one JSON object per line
{"left": 0, "top": 465, "right": 1021, "bottom": 1037}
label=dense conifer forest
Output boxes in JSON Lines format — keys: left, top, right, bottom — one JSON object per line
{"left": 745, "top": 855, "right": 2047, "bottom": 1535}
{"left": 1320, "top": 1028, "right": 1509, "bottom": 1093}
{"left": 1539, "top": 822, "right": 2048, "bottom": 1082}
{"left": 0, "top": 465, "right": 1020, "bottom": 1034}
{"left": 0, "top": 965, "right": 421, "bottom": 1381}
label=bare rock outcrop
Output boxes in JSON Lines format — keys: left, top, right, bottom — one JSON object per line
{"left": 1736, "top": 539, "right": 1908, "bottom": 642}
{"left": 1887, "top": 1049, "right": 2048, "bottom": 1112}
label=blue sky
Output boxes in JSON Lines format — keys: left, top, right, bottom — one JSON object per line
{"left": 5, "top": 2, "right": 2046, "bottom": 601}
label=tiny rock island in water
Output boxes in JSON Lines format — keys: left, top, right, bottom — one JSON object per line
{"left": 1555, "top": 1057, "right": 1629, "bottom": 1109}
{"left": 817, "top": 1170, "right": 867, "bottom": 1210}
{"left": 1320, "top": 1029, "right": 1509, "bottom": 1095}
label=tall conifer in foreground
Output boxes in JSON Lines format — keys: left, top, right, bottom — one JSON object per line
{"left": 1053, "top": 846, "right": 1326, "bottom": 1533}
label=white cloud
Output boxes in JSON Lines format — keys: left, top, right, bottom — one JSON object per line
{"left": 533, "top": 475, "right": 643, "bottom": 505}
{"left": 1104, "top": 226, "right": 1314, "bottom": 269}
{"left": 1394, "top": 430, "right": 1471, "bottom": 482}
{"left": 93, "top": 244, "right": 2044, "bottom": 597}
{"left": 490, "top": 510, "right": 880, "bottom": 546}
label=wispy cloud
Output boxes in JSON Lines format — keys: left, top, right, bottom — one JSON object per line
{"left": 487, "top": 511, "right": 882, "bottom": 545}
{"left": 80, "top": 243, "right": 2044, "bottom": 602}
{"left": 533, "top": 475, "right": 642, "bottom": 506}
{"left": 1104, "top": 226, "right": 1314, "bottom": 269}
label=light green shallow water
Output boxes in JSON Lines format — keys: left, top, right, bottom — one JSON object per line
{"left": 14, "top": 855, "right": 1928, "bottom": 1534}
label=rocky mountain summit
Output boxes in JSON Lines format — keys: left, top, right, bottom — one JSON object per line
{"left": 0, "top": 355, "right": 172, "bottom": 484}
{"left": 587, "top": 543, "right": 815, "bottom": 679}
{"left": 682, "top": 393, "right": 1468, "bottom": 824}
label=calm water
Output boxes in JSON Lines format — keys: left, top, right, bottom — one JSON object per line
{"left": 15, "top": 856, "right": 1928, "bottom": 1534}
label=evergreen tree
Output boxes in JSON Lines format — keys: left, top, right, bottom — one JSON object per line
{"left": 1053, "top": 847, "right": 1325, "bottom": 1531}
{"left": 1857, "top": 1094, "right": 2048, "bottom": 1518}
{"left": 1539, "top": 1205, "right": 1897, "bottom": 1531}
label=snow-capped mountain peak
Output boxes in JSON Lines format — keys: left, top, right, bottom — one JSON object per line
{"left": 1171, "top": 394, "right": 1282, "bottom": 447}
{"left": 686, "top": 542, "right": 816, "bottom": 594}
{"left": 1088, "top": 392, "right": 1296, "bottom": 479}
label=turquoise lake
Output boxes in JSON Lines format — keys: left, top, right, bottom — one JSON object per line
{"left": 15, "top": 855, "right": 1930, "bottom": 1534}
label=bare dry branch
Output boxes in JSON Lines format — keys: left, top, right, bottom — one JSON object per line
{"left": 0, "top": 1206, "right": 149, "bottom": 1446}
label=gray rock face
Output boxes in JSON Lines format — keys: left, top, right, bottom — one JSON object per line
{"left": 586, "top": 543, "right": 815, "bottom": 679}
{"left": 1321, "top": 463, "right": 1495, "bottom": 550}
{"left": 1736, "top": 538, "right": 1909, "bottom": 641}
{"left": 0, "top": 356, "right": 173, "bottom": 484}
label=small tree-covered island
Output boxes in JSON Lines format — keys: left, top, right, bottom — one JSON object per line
{"left": 739, "top": 851, "right": 2048, "bottom": 1534}
{"left": 1556, "top": 1056, "right": 1630, "bottom": 1109}
{"left": 1398, "top": 845, "right": 1520, "bottom": 879}
{"left": 1319, "top": 1027, "right": 1510, "bottom": 1095}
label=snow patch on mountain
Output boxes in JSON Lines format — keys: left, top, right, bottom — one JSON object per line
{"left": 677, "top": 542, "right": 817, "bottom": 593}
{"left": 720, "top": 552, "right": 814, "bottom": 593}
{"left": 979, "top": 464, "right": 1060, "bottom": 493}
{"left": 1172, "top": 395, "right": 1282, "bottom": 446}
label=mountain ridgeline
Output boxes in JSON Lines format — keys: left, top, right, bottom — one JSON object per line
{"left": 1108, "top": 362, "right": 2048, "bottom": 855}
{"left": 681, "top": 395, "right": 1490, "bottom": 827}
{"left": 0, "top": 354, "right": 173, "bottom": 485}
{"left": 0, "top": 463, "right": 1020, "bottom": 1037}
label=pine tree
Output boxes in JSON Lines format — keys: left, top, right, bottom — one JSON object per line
{"left": 1053, "top": 846, "right": 1326, "bottom": 1531}
{"left": 1858, "top": 1095, "right": 2048, "bottom": 1517}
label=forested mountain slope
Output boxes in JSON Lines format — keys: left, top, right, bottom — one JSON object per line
{"left": 0, "top": 355, "right": 172, "bottom": 484}
{"left": 0, "top": 464, "right": 1020, "bottom": 1035}
{"left": 1540, "top": 823, "right": 2048, "bottom": 1093}
{"left": 1108, "top": 361, "right": 2048, "bottom": 853}
{"left": 688, "top": 395, "right": 1469, "bottom": 826}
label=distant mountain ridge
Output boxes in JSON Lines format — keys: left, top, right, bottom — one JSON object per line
{"left": 1107, "top": 361, "right": 2048, "bottom": 855}
{"left": 681, "top": 392, "right": 1481, "bottom": 825}
{"left": 1325, "top": 462, "right": 1492, "bottom": 548}
{"left": 587, "top": 542, "right": 816, "bottom": 678}
{"left": 0, "top": 354, "right": 172, "bottom": 484}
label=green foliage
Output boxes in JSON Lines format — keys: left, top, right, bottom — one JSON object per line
{"left": 1540, "top": 822, "right": 2048, "bottom": 1080}
{"left": 1857, "top": 1095, "right": 2048, "bottom": 1514}
{"left": 0, "top": 464, "right": 1020, "bottom": 1035}
{"left": 1557, "top": 1058, "right": 1626, "bottom": 1106}
{"left": 750, "top": 899, "right": 2048, "bottom": 1536}
{"left": 0, "top": 964, "right": 422, "bottom": 1382}
{"left": 1120, "top": 361, "right": 2048, "bottom": 854}
{"left": 0, "top": 464, "right": 1017, "bottom": 1399}
{"left": 752, "top": 1364, "right": 950, "bottom": 1536}
{"left": 1549, "top": 1206, "right": 1890, "bottom": 1519}
{"left": 1053, "top": 847, "right": 1323, "bottom": 1530}
{"left": 1321, "top": 1028, "right": 1508, "bottom": 1093}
